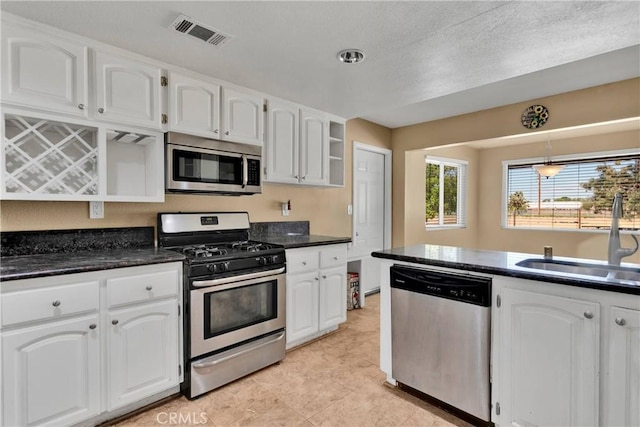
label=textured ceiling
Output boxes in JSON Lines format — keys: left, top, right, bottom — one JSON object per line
{"left": 1, "top": 1, "right": 639, "bottom": 128}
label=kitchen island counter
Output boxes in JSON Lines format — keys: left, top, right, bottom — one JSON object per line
{"left": 372, "top": 244, "right": 640, "bottom": 295}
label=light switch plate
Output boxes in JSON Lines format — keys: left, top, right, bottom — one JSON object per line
{"left": 89, "top": 201, "right": 104, "bottom": 219}
{"left": 347, "top": 204, "right": 353, "bottom": 215}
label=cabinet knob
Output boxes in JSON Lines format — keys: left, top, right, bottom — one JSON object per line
{"left": 315, "top": 277, "right": 319, "bottom": 281}
{"left": 302, "top": 176, "right": 306, "bottom": 180}
{"left": 52, "top": 300, "right": 61, "bottom": 307}
{"left": 213, "top": 129, "right": 219, "bottom": 134}
{"left": 112, "top": 320, "right": 119, "bottom": 325}
{"left": 146, "top": 285, "right": 153, "bottom": 291}
{"left": 615, "top": 317, "right": 626, "bottom": 326}
{"left": 98, "top": 107, "right": 104, "bottom": 114}
{"left": 295, "top": 175, "right": 299, "bottom": 179}
{"left": 322, "top": 275, "right": 327, "bottom": 279}
{"left": 89, "top": 324, "right": 97, "bottom": 330}
{"left": 225, "top": 131, "right": 230, "bottom": 135}
{"left": 78, "top": 104, "right": 85, "bottom": 110}
{"left": 583, "top": 311, "right": 594, "bottom": 319}
{"left": 333, "top": 256, "right": 338, "bottom": 260}
{"left": 302, "top": 261, "right": 307, "bottom": 266}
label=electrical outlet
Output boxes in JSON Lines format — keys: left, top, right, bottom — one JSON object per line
{"left": 89, "top": 201, "right": 104, "bottom": 219}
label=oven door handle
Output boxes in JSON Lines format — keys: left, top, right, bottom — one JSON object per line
{"left": 241, "top": 154, "right": 248, "bottom": 188}
{"left": 192, "top": 331, "right": 285, "bottom": 369}
{"left": 192, "top": 267, "right": 286, "bottom": 288}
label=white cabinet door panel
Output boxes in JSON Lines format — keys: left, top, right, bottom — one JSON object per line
{"left": 318, "top": 266, "right": 346, "bottom": 330}
{"left": 299, "top": 109, "right": 327, "bottom": 185}
{"left": 94, "top": 52, "right": 162, "bottom": 129}
{"left": 499, "top": 288, "right": 599, "bottom": 427}
{"left": 108, "top": 299, "right": 178, "bottom": 410}
{"left": 221, "top": 87, "right": 263, "bottom": 145}
{"left": 265, "top": 100, "right": 299, "bottom": 183}
{"left": 2, "top": 23, "right": 88, "bottom": 117}
{"left": 2, "top": 315, "right": 101, "bottom": 427}
{"left": 168, "top": 72, "right": 220, "bottom": 137}
{"left": 286, "top": 271, "right": 319, "bottom": 344}
{"left": 604, "top": 306, "right": 640, "bottom": 427}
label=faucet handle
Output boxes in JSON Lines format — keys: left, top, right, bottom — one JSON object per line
{"left": 622, "top": 234, "right": 639, "bottom": 257}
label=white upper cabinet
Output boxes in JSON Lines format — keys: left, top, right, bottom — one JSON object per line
{"left": 265, "top": 99, "right": 299, "bottom": 183}
{"left": 299, "top": 108, "right": 328, "bottom": 185}
{"left": 168, "top": 71, "right": 220, "bottom": 137}
{"left": 94, "top": 51, "right": 163, "bottom": 130}
{"left": 1, "top": 22, "right": 88, "bottom": 117}
{"left": 221, "top": 87, "right": 264, "bottom": 146}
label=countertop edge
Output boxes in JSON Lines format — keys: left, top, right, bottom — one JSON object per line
{"left": 372, "top": 251, "right": 640, "bottom": 296}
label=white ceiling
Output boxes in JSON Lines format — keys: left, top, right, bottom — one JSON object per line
{"left": 1, "top": 1, "right": 639, "bottom": 129}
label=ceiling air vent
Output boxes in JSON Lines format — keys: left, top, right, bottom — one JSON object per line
{"left": 169, "top": 14, "right": 233, "bottom": 48}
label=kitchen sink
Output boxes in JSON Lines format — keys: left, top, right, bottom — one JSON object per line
{"left": 515, "top": 258, "right": 640, "bottom": 283}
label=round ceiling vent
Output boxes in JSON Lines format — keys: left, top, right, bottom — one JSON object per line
{"left": 337, "top": 49, "right": 366, "bottom": 64}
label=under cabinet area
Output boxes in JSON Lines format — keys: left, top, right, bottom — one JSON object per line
{"left": 285, "top": 244, "right": 347, "bottom": 349}
{"left": 1, "top": 110, "right": 164, "bottom": 202}
{"left": 0, "top": 262, "right": 183, "bottom": 427}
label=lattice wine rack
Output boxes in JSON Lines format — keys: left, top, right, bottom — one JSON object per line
{"left": 3, "top": 114, "right": 99, "bottom": 196}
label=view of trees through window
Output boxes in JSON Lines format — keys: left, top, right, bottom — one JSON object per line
{"left": 426, "top": 159, "right": 465, "bottom": 226}
{"left": 506, "top": 154, "right": 639, "bottom": 231}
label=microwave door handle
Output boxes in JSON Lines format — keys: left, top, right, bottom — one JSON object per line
{"left": 241, "top": 155, "right": 248, "bottom": 188}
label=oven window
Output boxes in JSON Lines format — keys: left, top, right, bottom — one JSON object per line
{"left": 173, "top": 149, "right": 242, "bottom": 185}
{"left": 204, "top": 280, "right": 277, "bottom": 338}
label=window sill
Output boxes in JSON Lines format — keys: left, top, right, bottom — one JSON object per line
{"left": 501, "top": 226, "right": 639, "bottom": 234}
{"left": 425, "top": 225, "right": 466, "bottom": 231}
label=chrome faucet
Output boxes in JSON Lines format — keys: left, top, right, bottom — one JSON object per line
{"left": 608, "top": 193, "right": 639, "bottom": 266}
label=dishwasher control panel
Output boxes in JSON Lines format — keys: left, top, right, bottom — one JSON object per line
{"left": 390, "top": 265, "right": 491, "bottom": 306}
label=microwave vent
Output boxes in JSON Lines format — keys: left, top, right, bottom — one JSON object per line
{"left": 169, "top": 14, "right": 233, "bottom": 48}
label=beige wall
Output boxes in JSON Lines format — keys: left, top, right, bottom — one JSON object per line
{"left": 0, "top": 118, "right": 392, "bottom": 237}
{"left": 404, "top": 145, "right": 479, "bottom": 248}
{"left": 391, "top": 78, "right": 640, "bottom": 257}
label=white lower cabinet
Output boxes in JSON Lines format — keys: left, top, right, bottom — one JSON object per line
{"left": 603, "top": 306, "right": 640, "bottom": 427}
{"left": 497, "top": 288, "right": 599, "bottom": 427}
{"left": 107, "top": 299, "right": 178, "bottom": 411}
{"left": 2, "top": 315, "right": 101, "bottom": 426}
{"left": 0, "top": 262, "right": 182, "bottom": 426}
{"left": 285, "top": 244, "right": 347, "bottom": 349}
{"left": 492, "top": 276, "right": 640, "bottom": 427}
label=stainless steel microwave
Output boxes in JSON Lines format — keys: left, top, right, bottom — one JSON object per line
{"left": 165, "top": 132, "right": 261, "bottom": 195}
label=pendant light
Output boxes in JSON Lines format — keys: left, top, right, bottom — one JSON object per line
{"left": 533, "top": 134, "right": 564, "bottom": 179}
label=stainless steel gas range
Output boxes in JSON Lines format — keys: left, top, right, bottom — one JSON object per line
{"left": 157, "top": 212, "right": 286, "bottom": 399}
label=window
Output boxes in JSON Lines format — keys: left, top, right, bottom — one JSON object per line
{"left": 504, "top": 150, "right": 639, "bottom": 231}
{"left": 426, "top": 156, "right": 467, "bottom": 228}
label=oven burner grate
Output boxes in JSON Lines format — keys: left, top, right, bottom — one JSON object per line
{"left": 230, "top": 241, "right": 274, "bottom": 252}
{"left": 182, "top": 245, "right": 229, "bottom": 258}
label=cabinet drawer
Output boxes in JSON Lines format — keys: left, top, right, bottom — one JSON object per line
{"left": 2, "top": 281, "right": 99, "bottom": 327}
{"left": 287, "top": 249, "right": 320, "bottom": 274}
{"left": 320, "top": 245, "right": 347, "bottom": 269}
{"left": 107, "top": 270, "right": 178, "bottom": 308}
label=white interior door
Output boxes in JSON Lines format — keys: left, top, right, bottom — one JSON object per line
{"left": 352, "top": 144, "right": 390, "bottom": 294}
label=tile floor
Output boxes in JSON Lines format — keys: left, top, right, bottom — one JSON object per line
{"left": 114, "top": 293, "right": 472, "bottom": 427}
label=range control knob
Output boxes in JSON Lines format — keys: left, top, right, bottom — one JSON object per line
{"left": 258, "top": 257, "right": 269, "bottom": 266}
{"left": 206, "top": 264, "right": 215, "bottom": 273}
{"left": 270, "top": 255, "right": 280, "bottom": 264}
{"left": 221, "top": 262, "right": 230, "bottom": 272}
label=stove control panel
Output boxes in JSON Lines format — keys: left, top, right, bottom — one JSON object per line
{"left": 207, "top": 262, "right": 230, "bottom": 273}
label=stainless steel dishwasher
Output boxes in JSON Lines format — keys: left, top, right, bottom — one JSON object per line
{"left": 390, "top": 264, "right": 492, "bottom": 423}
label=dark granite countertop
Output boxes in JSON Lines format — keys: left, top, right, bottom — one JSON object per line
{"left": 255, "top": 234, "right": 351, "bottom": 249}
{"left": 372, "top": 244, "right": 640, "bottom": 295}
{"left": 0, "top": 248, "right": 185, "bottom": 282}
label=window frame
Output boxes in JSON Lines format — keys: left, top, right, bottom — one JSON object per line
{"left": 425, "top": 155, "right": 468, "bottom": 230}
{"left": 501, "top": 148, "right": 640, "bottom": 233}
